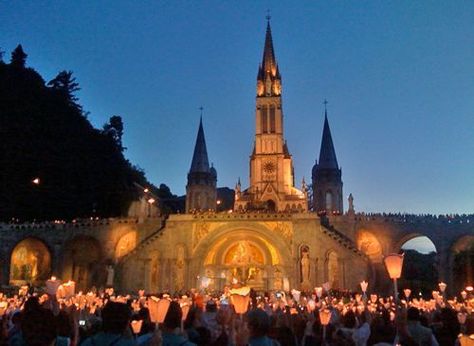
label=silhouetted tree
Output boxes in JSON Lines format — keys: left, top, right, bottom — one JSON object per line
{"left": 103, "top": 115, "right": 124, "bottom": 152}
{"left": 10, "top": 44, "right": 27, "bottom": 68}
{"left": 0, "top": 45, "right": 166, "bottom": 221}
{"left": 48, "top": 70, "right": 81, "bottom": 109}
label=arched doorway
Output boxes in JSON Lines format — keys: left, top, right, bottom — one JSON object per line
{"left": 10, "top": 238, "right": 51, "bottom": 285}
{"left": 199, "top": 229, "right": 288, "bottom": 291}
{"left": 62, "top": 236, "right": 102, "bottom": 291}
{"left": 223, "top": 240, "right": 265, "bottom": 286}
{"left": 399, "top": 235, "right": 438, "bottom": 295}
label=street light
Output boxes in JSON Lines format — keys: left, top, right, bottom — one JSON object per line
{"left": 32, "top": 177, "right": 40, "bottom": 185}
{"left": 147, "top": 198, "right": 155, "bottom": 217}
{"left": 384, "top": 253, "right": 404, "bottom": 303}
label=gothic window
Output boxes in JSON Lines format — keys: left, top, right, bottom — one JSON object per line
{"left": 269, "top": 105, "right": 276, "bottom": 133}
{"left": 261, "top": 106, "right": 268, "bottom": 133}
{"left": 325, "top": 191, "right": 333, "bottom": 210}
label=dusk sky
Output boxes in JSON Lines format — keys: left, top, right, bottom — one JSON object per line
{"left": 2, "top": 1, "right": 473, "bottom": 215}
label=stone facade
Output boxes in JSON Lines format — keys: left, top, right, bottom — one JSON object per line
{"left": 1, "top": 213, "right": 472, "bottom": 294}
{"left": 0, "top": 19, "right": 472, "bottom": 296}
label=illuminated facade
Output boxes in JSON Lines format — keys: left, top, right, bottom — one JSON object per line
{"left": 0, "top": 20, "right": 472, "bottom": 295}
{"left": 234, "top": 20, "right": 308, "bottom": 213}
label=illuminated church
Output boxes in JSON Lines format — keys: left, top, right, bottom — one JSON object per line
{"left": 3, "top": 19, "right": 470, "bottom": 295}
{"left": 118, "top": 19, "right": 369, "bottom": 292}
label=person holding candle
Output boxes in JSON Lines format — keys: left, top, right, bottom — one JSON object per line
{"left": 405, "top": 307, "right": 439, "bottom": 346}
{"left": 161, "top": 301, "right": 196, "bottom": 346}
{"left": 80, "top": 301, "right": 135, "bottom": 346}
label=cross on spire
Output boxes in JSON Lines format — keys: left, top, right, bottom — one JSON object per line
{"left": 266, "top": 9, "right": 271, "bottom": 21}
{"left": 323, "top": 99, "right": 328, "bottom": 111}
{"left": 199, "top": 106, "right": 203, "bottom": 120}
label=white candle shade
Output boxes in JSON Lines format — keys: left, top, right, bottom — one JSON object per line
{"left": 46, "top": 277, "right": 62, "bottom": 295}
{"left": 383, "top": 253, "right": 404, "bottom": 279}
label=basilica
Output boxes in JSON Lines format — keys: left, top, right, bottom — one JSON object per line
{"left": 1, "top": 20, "right": 471, "bottom": 295}
{"left": 119, "top": 19, "right": 369, "bottom": 292}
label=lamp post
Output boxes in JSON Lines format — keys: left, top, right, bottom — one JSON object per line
{"left": 147, "top": 198, "right": 155, "bottom": 218}
{"left": 384, "top": 253, "right": 404, "bottom": 304}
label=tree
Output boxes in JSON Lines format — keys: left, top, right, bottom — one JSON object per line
{"left": 48, "top": 70, "right": 81, "bottom": 109}
{"left": 10, "top": 44, "right": 27, "bottom": 68}
{"left": 103, "top": 115, "right": 124, "bottom": 151}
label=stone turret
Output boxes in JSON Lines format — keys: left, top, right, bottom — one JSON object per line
{"left": 186, "top": 117, "right": 217, "bottom": 212}
{"left": 312, "top": 107, "right": 343, "bottom": 215}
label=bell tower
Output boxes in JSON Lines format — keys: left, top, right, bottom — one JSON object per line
{"left": 186, "top": 116, "right": 217, "bottom": 213}
{"left": 234, "top": 18, "right": 307, "bottom": 212}
{"left": 312, "top": 103, "right": 343, "bottom": 215}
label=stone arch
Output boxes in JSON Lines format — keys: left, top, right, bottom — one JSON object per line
{"left": 397, "top": 233, "right": 438, "bottom": 294}
{"left": 356, "top": 230, "right": 383, "bottom": 263}
{"left": 115, "top": 231, "right": 138, "bottom": 259}
{"left": 10, "top": 237, "right": 52, "bottom": 285}
{"left": 62, "top": 236, "right": 103, "bottom": 291}
{"left": 451, "top": 235, "right": 474, "bottom": 291}
{"left": 192, "top": 223, "right": 292, "bottom": 290}
{"left": 395, "top": 233, "right": 438, "bottom": 254}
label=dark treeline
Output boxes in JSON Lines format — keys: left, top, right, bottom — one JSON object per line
{"left": 0, "top": 45, "right": 172, "bottom": 222}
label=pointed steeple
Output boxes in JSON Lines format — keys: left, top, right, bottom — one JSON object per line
{"left": 256, "top": 17, "right": 282, "bottom": 97}
{"left": 262, "top": 19, "right": 277, "bottom": 75}
{"left": 189, "top": 117, "right": 210, "bottom": 173}
{"left": 318, "top": 108, "right": 339, "bottom": 170}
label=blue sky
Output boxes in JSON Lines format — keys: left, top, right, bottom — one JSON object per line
{"left": 2, "top": 1, "right": 473, "bottom": 215}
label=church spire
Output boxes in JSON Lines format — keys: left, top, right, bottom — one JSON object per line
{"left": 262, "top": 19, "right": 276, "bottom": 75}
{"left": 318, "top": 103, "right": 339, "bottom": 169}
{"left": 186, "top": 113, "right": 217, "bottom": 213}
{"left": 257, "top": 16, "right": 281, "bottom": 97}
{"left": 189, "top": 116, "right": 210, "bottom": 173}
{"left": 312, "top": 100, "right": 343, "bottom": 214}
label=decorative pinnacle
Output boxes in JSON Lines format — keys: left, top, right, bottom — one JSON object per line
{"left": 323, "top": 99, "right": 328, "bottom": 112}
{"left": 266, "top": 9, "right": 271, "bottom": 21}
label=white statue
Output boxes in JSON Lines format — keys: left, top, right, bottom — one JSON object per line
{"left": 301, "top": 252, "right": 310, "bottom": 283}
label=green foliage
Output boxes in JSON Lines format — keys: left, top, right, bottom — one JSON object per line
{"left": 0, "top": 45, "right": 162, "bottom": 221}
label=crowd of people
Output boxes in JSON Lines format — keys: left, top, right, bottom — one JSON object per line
{"left": 0, "top": 284, "right": 473, "bottom": 346}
